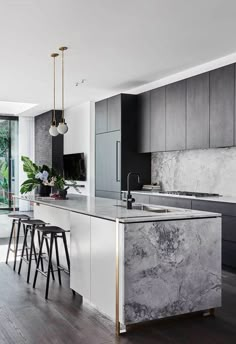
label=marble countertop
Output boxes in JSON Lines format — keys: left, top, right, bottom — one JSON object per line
{"left": 14, "top": 194, "right": 221, "bottom": 223}
{"left": 122, "top": 190, "right": 236, "bottom": 204}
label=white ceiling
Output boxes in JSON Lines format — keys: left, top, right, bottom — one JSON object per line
{"left": 1, "top": 0, "right": 236, "bottom": 116}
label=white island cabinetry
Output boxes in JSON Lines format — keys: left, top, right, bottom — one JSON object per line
{"left": 70, "top": 212, "right": 117, "bottom": 319}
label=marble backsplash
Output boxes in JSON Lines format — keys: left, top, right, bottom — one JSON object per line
{"left": 152, "top": 147, "right": 236, "bottom": 196}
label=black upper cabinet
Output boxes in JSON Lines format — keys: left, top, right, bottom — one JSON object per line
{"left": 137, "top": 92, "right": 151, "bottom": 153}
{"left": 166, "top": 80, "right": 186, "bottom": 151}
{"left": 95, "top": 94, "right": 151, "bottom": 198}
{"left": 95, "top": 99, "right": 108, "bottom": 134}
{"left": 210, "top": 64, "right": 234, "bottom": 148}
{"left": 108, "top": 95, "right": 121, "bottom": 132}
{"left": 186, "top": 73, "right": 210, "bottom": 149}
{"left": 150, "top": 87, "right": 166, "bottom": 152}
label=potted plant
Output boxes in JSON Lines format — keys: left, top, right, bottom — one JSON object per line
{"left": 20, "top": 156, "right": 65, "bottom": 196}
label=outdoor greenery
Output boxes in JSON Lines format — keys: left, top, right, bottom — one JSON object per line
{"left": 20, "top": 156, "right": 65, "bottom": 194}
{"left": 0, "top": 121, "right": 10, "bottom": 205}
{"left": 0, "top": 161, "right": 8, "bottom": 191}
{"left": 0, "top": 121, "right": 9, "bottom": 158}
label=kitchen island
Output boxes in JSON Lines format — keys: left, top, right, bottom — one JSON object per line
{"left": 14, "top": 194, "right": 222, "bottom": 334}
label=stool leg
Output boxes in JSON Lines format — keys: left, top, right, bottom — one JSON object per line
{"left": 62, "top": 232, "right": 70, "bottom": 272}
{"left": 27, "top": 226, "right": 36, "bottom": 283}
{"left": 45, "top": 236, "right": 55, "bottom": 280}
{"left": 37, "top": 230, "right": 44, "bottom": 272}
{"left": 13, "top": 220, "right": 21, "bottom": 271}
{"left": 45, "top": 233, "right": 54, "bottom": 300}
{"left": 33, "top": 235, "right": 44, "bottom": 289}
{"left": 18, "top": 226, "right": 29, "bottom": 275}
{"left": 31, "top": 235, "right": 38, "bottom": 264}
{"left": 54, "top": 236, "right": 61, "bottom": 285}
{"left": 6, "top": 219, "right": 15, "bottom": 264}
{"left": 62, "top": 232, "right": 75, "bottom": 296}
{"left": 23, "top": 224, "right": 29, "bottom": 261}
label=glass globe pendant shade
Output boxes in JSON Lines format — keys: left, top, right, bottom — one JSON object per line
{"left": 49, "top": 124, "right": 59, "bottom": 136}
{"left": 57, "top": 120, "right": 68, "bottom": 134}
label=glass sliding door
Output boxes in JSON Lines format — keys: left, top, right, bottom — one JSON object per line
{"left": 0, "top": 116, "right": 18, "bottom": 210}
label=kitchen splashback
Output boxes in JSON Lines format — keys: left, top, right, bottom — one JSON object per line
{"left": 152, "top": 147, "right": 236, "bottom": 197}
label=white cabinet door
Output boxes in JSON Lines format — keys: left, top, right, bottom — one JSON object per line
{"left": 70, "top": 212, "right": 91, "bottom": 300}
{"left": 91, "top": 217, "right": 116, "bottom": 320}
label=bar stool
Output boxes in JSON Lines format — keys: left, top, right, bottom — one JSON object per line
{"left": 6, "top": 213, "right": 31, "bottom": 270}
{"left": 33, "top": 226, "right": 73, "bottom": 299}
{"left": 18, "top": 219, "right": 54, "bottom": 283}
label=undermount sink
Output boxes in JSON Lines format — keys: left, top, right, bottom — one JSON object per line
{"left": 114, "top": 204, "right": 173, "bottom": 213}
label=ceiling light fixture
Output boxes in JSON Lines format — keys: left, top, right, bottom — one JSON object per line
{"left": 57, "top": 46, "right": 68, "bottom": 135}
{"left": 49, "top": 53, "right": 59, "bottom": 136}
{"left": 75, "top": 79, "right": 86, "bottom": 86}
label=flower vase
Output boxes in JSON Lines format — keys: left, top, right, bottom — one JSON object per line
{"left": 39, "top": 184, "right": 51, "bottom": 197}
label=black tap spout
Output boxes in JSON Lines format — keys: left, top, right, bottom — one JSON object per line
{"left": 127, "top": 172, "right": 141, "bottom": 209}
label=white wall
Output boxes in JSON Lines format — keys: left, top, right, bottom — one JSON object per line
{"left": 64, "top": 101, "right": 95, "bottom": 196}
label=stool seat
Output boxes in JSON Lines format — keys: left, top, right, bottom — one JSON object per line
{"left": 37, "top": 226, "right": 67, "bottom": 233}
{"left": 33, "top": 225, "right": 73, "bottom": 299}
{"left": 6, "top": 213, "right": 31, "bottom": 270}
{"left": 21, "top": 219, "right": 47, "bottom": 225}
{"left": 8, "top": 213, "right": 31, "bottom": 220}
{"left": 18, "top": 218, "right": 50, "bottom": 283}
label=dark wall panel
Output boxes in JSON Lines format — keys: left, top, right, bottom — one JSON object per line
{"left": 35, "top": 110, "right": 63, "bottom": 174}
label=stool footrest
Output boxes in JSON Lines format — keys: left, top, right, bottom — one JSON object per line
{"left": 36, "top": 269, "right": 47, "bottom": 277}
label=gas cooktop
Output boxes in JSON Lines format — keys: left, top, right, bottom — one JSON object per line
{"left": 159, "top": 191, "right": 221, "bottom": 198}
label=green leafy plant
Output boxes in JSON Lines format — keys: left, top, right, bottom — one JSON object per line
{"left": 20, "top": 156, "right": 65, "bottom": 194}
{"left": 0, "top": 161, "right": 9, "bottom": 191}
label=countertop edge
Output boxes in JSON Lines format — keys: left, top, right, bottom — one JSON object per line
{"left": 14, "top": 195, "right": 221, "bottom": 223}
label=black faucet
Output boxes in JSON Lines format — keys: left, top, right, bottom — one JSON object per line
{"left": 127, "top": 172, "right": 141, "bottom": 209}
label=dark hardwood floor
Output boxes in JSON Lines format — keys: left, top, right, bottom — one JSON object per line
{"left": 0, "top": 250, "right": 236, "bottom": 344}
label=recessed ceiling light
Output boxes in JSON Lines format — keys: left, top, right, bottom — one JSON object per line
{"left": 75, "top": 79, "right": 86, "bottom": 86}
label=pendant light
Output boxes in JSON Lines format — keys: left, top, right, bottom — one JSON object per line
{"left": 57, "top": 46, "right": 68, "bottom": 134}
{"left": 49, "top": 53, "right": 59, "bottom": 136}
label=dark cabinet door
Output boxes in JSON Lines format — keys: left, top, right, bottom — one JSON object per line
{"left": 95, "top": 131, "right": 121, "bottom": 192}
{"left": 210, "top": 64, "right": 234, "bottom": 148}
{"left": 149, "top": 196, "right": 192, "bottom": 209}
{"left": 137, "top": 92, "right": 151, "bottom": 153}
{"left": 192, "top": 199, "right": 236, "bottom": 216}
{"left": 186, "top": 73, "right": 210, "bottom": 149}
{"left": 166, "top": 80, "right": 186, "bottom": 151}
{"left": 222, "top": 216, "right": 236, "bottom": 242}
{"left": 108, "top": 95, "right": 121, "bottom": 132}
{"left": 222, "top": 240, "right": 236, "bottom": 268}
{"left": 95, "top": 99, "right": 108, "bottom": 134}
{"left": 150, "top": 87, "right": 166, "bottom": 152}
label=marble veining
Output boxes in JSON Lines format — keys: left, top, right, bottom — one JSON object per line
{"left": 124, "top": 217, "right": 221, "bottom": 324}
{"left": 152, "top": 147, "right": 236, "bottom": 196}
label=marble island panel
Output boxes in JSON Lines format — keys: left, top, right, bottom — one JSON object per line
{"left": 123, "top": 217, "right": 221, "bottom": 324}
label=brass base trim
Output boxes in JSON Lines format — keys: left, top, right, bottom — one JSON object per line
{"left": 115, "top": 219, "right": 120, "bottom": 336}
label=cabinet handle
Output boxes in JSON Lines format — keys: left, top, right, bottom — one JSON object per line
{"left": 116, "top": 141, "right": 121, "bottom": 182}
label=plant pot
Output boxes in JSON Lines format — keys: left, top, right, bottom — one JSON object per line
{"left": 39, "top": 184, "right": 51, "bottom": 197}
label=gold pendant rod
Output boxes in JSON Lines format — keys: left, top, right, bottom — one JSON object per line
{"left": 59, "top": 47, "right": 68, "bottom": 122}
{"left": 51, "top": 53, "right": 59, "bottom": 124}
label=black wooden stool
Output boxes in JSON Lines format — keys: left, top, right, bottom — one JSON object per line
{"left": 18, "top": 219, "right": 54, "bottom": 283}
{"left": 6, "top": 213, "right": 31, "bottom": 270}
{"left": 33, "top": 226, "right": 73, "bottom": 299}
